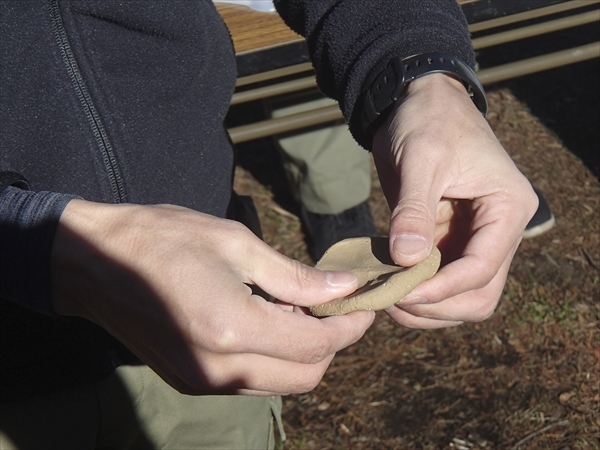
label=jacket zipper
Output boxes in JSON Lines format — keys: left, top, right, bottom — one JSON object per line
{"left": 47, "top": 0, "right": 127, "bottom": 203}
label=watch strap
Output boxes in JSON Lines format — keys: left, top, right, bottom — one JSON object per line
{"left": 360, "top": 52, "right": 488, "bottom": 140}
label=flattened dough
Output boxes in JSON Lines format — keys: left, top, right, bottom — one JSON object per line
{"left": 309, "top": 237, "right": 441, "bottom": 316}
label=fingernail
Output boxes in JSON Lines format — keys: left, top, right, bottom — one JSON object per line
{"left": 325, "top": 271, "right": 358, "bottom": 288}
{"left": 398, "top": 295, "right": 428, "bottom": 306}
{"left": 392, "top": 234, "right": 428, "bottom": 259}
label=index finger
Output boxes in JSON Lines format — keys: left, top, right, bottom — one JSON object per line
{"left": 205, "top": 295, "right": 375, "bottom": 365}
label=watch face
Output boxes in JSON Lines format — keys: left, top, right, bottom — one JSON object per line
{"left": 372, "top": 62, "right": 404, "bottom": 113}
{"left": 360, "top": 57, "right": 406, "bottom": 136}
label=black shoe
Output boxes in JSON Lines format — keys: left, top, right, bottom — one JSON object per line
{"left": 523, "top": 187, "right": 555, "bottom": 239}
{"left": 302, "top": 200, "right": 377, "bottom": 261}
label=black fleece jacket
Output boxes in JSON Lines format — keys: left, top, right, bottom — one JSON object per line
{"left": 0, "top": 0, "right": 473, "bottom": 402}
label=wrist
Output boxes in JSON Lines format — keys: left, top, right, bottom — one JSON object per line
{"left": 405, "top": 72, "right": 473, "bottom": 101}
{"left": 360, "top": 53, "right": 487, "bottom": 144}
{"left": 372, "top": 71, "right": 495, "bottom": 163}
{"left": 51, "top": 199, "right": 132, "bottom": 316}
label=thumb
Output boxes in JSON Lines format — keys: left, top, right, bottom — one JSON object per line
{"left": 246, "top": 241, "right": 359, "bottom": 307}
{"left": 388, "top": 173, "right": 438, "bottom": 267}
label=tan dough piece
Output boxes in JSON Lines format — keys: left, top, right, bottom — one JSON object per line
{"left": 309, "top": 237, "right": 441, "bottom": 316}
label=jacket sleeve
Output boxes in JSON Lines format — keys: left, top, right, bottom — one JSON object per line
{"left": 274, "top": 0, "right": 475, "bottom": 149}
{"left": 0, "top": 181, "right": 77, "bottom": 316}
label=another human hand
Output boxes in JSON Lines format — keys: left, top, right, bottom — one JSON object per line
{"left": 52, "top": 200, "right": 375, "bottom": 395}
{"left": 372, "top": 73, "right": 538, "bottom": 329}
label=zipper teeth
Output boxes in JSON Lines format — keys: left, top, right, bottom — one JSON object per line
{"left": 47, "top": 0, "right": 127, "bottom": 204}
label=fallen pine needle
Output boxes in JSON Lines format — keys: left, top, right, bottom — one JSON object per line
{"left": 510, "top": 420, "right": 569, "bottom": 450}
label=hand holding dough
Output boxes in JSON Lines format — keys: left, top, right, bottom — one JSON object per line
{"left": 310, "top": 237, "right": 441, "bottom": 316}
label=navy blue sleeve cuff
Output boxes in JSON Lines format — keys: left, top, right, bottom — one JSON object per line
{"left": 274, "top": 0, "right": 474, "bottom": 149}
{"left": 0, "top": 186, "right": 78, "bottom": 316}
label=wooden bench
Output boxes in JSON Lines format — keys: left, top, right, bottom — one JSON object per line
{"left": 217, "top": 0, "right": 600, "bottom": 143}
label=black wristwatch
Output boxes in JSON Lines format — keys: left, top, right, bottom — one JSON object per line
{"left": 360, "top": 52, "right": 488, "bottom": 139}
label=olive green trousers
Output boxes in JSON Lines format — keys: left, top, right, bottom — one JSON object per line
{"left": 267, "top": 90, "right": 372, "bottom": 215}
{"left": 0, "top": 364, "right": 283, "bottom": 449}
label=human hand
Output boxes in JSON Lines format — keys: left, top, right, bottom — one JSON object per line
{"left": 371, "top": 73, "right": 538, "bottom": 329}
{"left": 51, "top": 200, "right": 375, "bottom": 395}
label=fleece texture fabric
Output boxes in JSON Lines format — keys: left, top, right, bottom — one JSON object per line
{"left": 274, "top": 0, "right": 474, "bottom": 148}
{"left": 1, "top": 0, "right": 473, "bottom": 402}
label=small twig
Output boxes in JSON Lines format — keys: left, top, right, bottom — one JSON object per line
{"left": 541, "top": 248, "right": 560, "bottom": 268}
{"left": 451, "top": 437, "right": 473, "bottom": 449}
{"left": 267, "top": 203, "right": 299, "bottom": 221}
{"left": 581, "top": 247, "right": 598, "bottom": 269}
{"left": 510, "top": 420, "right": 569, "bottom": 450}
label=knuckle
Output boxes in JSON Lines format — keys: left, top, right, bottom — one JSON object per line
{"left": 219, "top": 220, "right": 256, "bottom": 254}
{"left": 303, "top": 374, "right": 323, "bottom": 392}
{"left": 393, "top": 197, "right": 434, "bottom": 224}
{"left": 509, "top": 180, "right": 539, "bottom": 223}
{"left": 525, "top": 188, "right": 540, "bottom": 219}
{"left": 292, "top": 369, "right": 324, "bottom": 393}
{"left": 205, "top": 320, "right": 242, "bottom": 354}
{"left": 304, "top": 341, "right": 331, "bottom": 364}
{"left": 288, "top": 258, "right": 314, "bottom": 288}
{"left": 215, "top": 219, "right": 258, "bottom": 257}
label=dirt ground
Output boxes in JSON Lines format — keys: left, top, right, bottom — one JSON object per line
{"left": 230, "top": 27, "right": 599, "bottom": 450}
